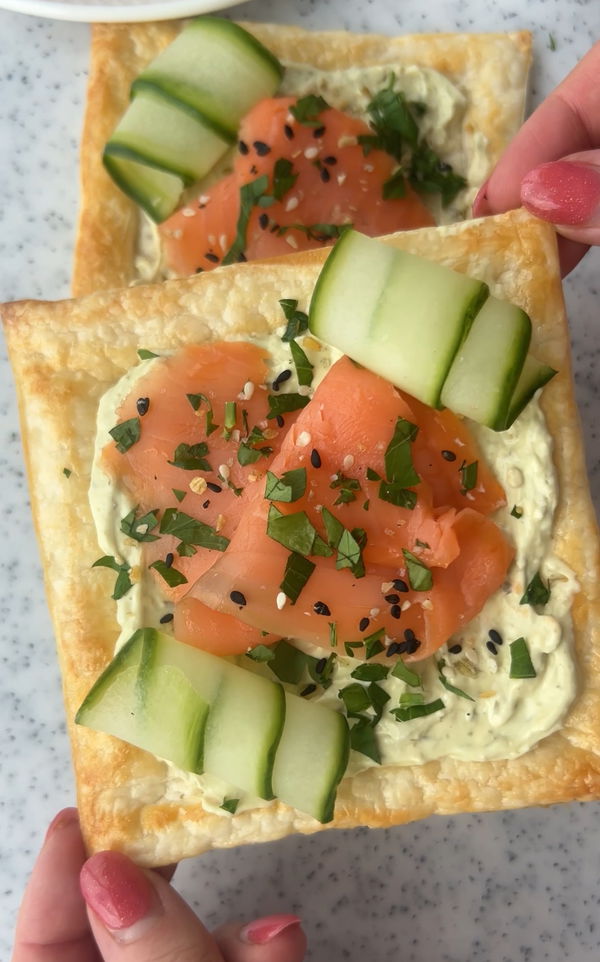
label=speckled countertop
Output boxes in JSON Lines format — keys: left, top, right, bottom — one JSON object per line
{"left": 1, "top": 0, "right": 599, "bottom": 959}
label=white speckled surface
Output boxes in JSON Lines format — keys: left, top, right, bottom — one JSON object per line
{"left": 1, "top": 1, "right": 600, "bottom": 959}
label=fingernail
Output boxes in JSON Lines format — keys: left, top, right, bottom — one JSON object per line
{"left": 80, "top": 851, "right": 163, "bottom": 943}
{"left": 45, "top": 807, "right": 79, "bottom": 840}
{"left": 472, "top": 179, "right": 491, "bottom": 217}
{"left": 521, "top": 160, "right": 600, "bottom": 226}
{"left": 240, "top": 913, "right": 302, "bottom": 945}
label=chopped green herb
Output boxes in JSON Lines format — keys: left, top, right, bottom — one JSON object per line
{"left": 137, "top": 348, "right": 158, "bottom": 360}
{"left": 349, "top": 716, "right": 381, "bottom": 763}
{"left": 109, "top": 417, "right": 141, "bottom": 454}
{"left": 509, "top": 637, "right": 537, "bottom": 679}
{"left": 220, "top": 798, "right": 240, "bottom": 814}
{"left": 265, "top": 468, "right": 307, "bottom": 503}
{"left": 172, "top": 488, "right": 186, "bottom": 503}
{"left": 382, "top": 168, "right": 407, "bottom": 200}
{"left": 391, "top": 659, "right": 421, "bottom": 687}
{"left": 280, "top": 551, "right": 315, "bottom": 604}
{"left": 177, "top": 543, "right": 197, "bottom": 557}
{"left": 378, "top": 481, "right": 417, "bottom": 509}
{"left": 279, "top": 222, "right": 351, "bottom": 243}
{"left": 520, "top": 572, "right": 551, "bottom": 607}
{"left": 344, "top": 641, "right": 364, "bottom": 658}
{"left": 415, "top": 539, "right": 430, "bottom": 549}
{"left": 402, "top": 549, "right": 433, "bottom": 591}
{"left": 186, "top": 393, "right": 219, "bottom": 435}
{"left": 159, "top": 508, "right": 230, "bottom": 552}
{"left": 279, "top": 299, "right": 308, "bottom": 341}
{"left": 399, "top": 692, "right": 425, "bottom": 707}
{"left": 364, "top": 629, "right": 385, "bottom": 660}
{"left": 290, "top": 93, "right": 329, "bottom": 126}
{"left": 351, "top": 663, "right": 389, "bottom": 682}
{"left": 366, "top": 467, "right": 381, "bottom": 482}
{"left": 237, "top": 442, "right": 268, "bottom": 466}
{"left": 272, "top": 157, "right": 298, "bottom": 200}
{"left": 511, "top": 505, "right": 523, "bottom": 519}
{"left": 120, "top": 507, "right": 159, "bottom": 543}
{"left": 267, "top": 504, "right": 327, "bottom": 557}
{"left": 245, "top": 645, "right": 276, "bottom": 664}
{"left": 308, "top": 652, "right": 337, "bottom": 689}
{"left": 63, "top": 467, "right": 72, "bottom": 478}
{"left": 222, "top": 175, "right": 270, "bottom": 265}
{"left": 91, "top": 555, "right": 133, "bottom": 601}
{"left": 321, "top": 508, "right": 365, "bottom": 577}
{"left": 437, "top": 659, "right": 475, "bottom": 702}
{"left": 149, "top": 560, "right": 188, "bottom": 588}
{"left": 330, "top": 472, "right": 361, "bottom": 505}
{"left": 168, "top": 442, "right": 211, "bottom": 471}
{"left": 339, "top": 683, "right": 371, "bottom": 715}
{"left": 384, "top": 417, "right": 420, "bottom": 485}
{"left": 368, "top": 682, "right": 390, "bottom": 720}
{"left": 391, "top": 698, "right": 445, "bottom": 722}
{"left": 362, "top": 82, "right": 419, "bottom": 153}
{"left": 409, "top": 142, "right": 467, "bottom": 206}
{"left": 222, "top": 401, "right": 237, "bottom": 440}
{"left": 290, "top": 339, "right": 314, "bottom": 387}
{"left": 459, "top": 460, "right": 478, "bottom": 494}
{"left": 329, "top": 622, "right": 338, "bottom": 647}
{"left": 362, "top": 499, "right": 370, "bottom": 512}
{"left": 268, "top": 639, "right": 308, "bottom": 684}
{"left": 266, "top": 392, "right": 310, "bottom": 419}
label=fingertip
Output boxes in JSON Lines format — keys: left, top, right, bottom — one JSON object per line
{"left": 472, "top": 180, "right": 492, "bottom": 217}
{"left": 45, "top": 806, "right": 79, "bottom": 841}
{"left": 215, "top": 916, "right": 307, "bottom": 962}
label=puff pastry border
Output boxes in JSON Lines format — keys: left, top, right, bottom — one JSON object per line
{"left": 4, "top": 208, "right": 600, "bottom": 866}
{"left": 72, "top": 20, "right": 532, "bottom": 296}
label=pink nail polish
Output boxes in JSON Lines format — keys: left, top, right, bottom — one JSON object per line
{"left": 80, "top": 851, "right": 159, "bottom": 934}
{"left": 240, "top": 913, "right": 302, "bottom": 945}
{"left": 521, "top": 160, "right": 600, "bottom": 226}
{"left": 472, "top": 180, "right": 490, "bottom": 217}
{"left": 45, "top": 807, "right": 79, "bottom": 840}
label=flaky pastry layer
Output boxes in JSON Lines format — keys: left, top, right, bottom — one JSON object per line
{"left": 4, "top": 209, "right": 600, "bottom": 866}
{"left": 72, "top": 20, "right": 531, "bottom": 297}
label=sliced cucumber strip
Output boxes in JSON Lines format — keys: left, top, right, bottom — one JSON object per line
{"left": 441, "top": 296, "right": 531, "bottom": 430}
{"left": 103, "top": 151, "right": 184, "bottom": 223}
{"left": 203, "top": 670, "right": 285, "bottom": 799}
{"left": 505, "top": 355, "right": 557, "bottom": 428}
{"left": 106, "top": 88, "right": 230, "bottom": 186}
{"left": 272, "top": 693, "right": 349, "bottom": 823}
{"left": 132, "top": 17, "right": 283, "bottom": 140}
{"left": 308, "top": 230, "right": 488, "bottom": 409}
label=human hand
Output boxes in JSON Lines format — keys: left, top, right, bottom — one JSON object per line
{"left": 473, "top": 41, "right": 600, "bottom": 276}
{"left": 12, "top": 808, "right": 307, "bottom": 962}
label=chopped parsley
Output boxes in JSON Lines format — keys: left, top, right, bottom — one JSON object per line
{"left": 267, "top": 504, "right": 331, "bottom": 557}
{"left": 279, "top": 299, "right": 309, "bottom": 341}
{"left": 437, "top": 658, "right": 474, "bottom": 702}
{"left": 402, "top": 549, "right": 433, "bottom": 591}
{"left": 63, "top": 467, "right": 72, "bottom": 478}
{"left": 222, "top": 175, "right": 274, "bottom": 265}
{"left": 322, "top": 508, "right": 366, "bottom": 578}
{"left": 290, "top": 94, "right": 329, "bottom": 126}
{"left": 509, "top": 637, "right": 537, "bottom": 679}
{"left": 351, "top": 663, "right": 389, "bottom": 682}
{"left": 221, "top": 798, "right": 240, "bottom": 814}
{"left": 92, "top": 555, "right": 133, "bottom": 601}
{"left": 289, "top": 339, "right": 314, "bottom": 387}
{"left": 391, "top": 659, "right": 421, "bottom": 687}
{"left": 391, "top": 698, "right": 445, "bottom": 722}
{"left": 149, "top": 559, "right": 188, "bottom": 588}
{"left": 186, "top": 393, "right": 219, "bottom": 435}
{"left": 330, "top": 472, "right": 361, "bottom": 505}
{"left": 511, "top": 505, "right": 523, "bottom": 519}
{"left": 266, "top": 392, "right": 310, "bottom": 419}
{"left": 137, "top": 348, "right": 159, "bottom": 360}
{"left": 349, "top": 716, "right": 381, "bottom": 763}
{"left": 168, "top": 442, "right": 211, "bottom": 471}
{"left": 272, "top": 157, "right": 298, "bottom": 200}
{"left": 245, "top": 645, "right": 276, "bottom": 664}
{"left": 459, "top": 459, "right": 478, "bottom": 494}
{"left": 109, "top": 417, "right": 140, "bottom": 454}
{"left": 520, "top": 572, "right": 551, "bottom": 607}
{"left": 173, "top": 488, "right": 187, "bottom": 503}
{"left": 265, "top": 467, "right": 307, "bottom": 503}
{"left": 280, "top": 551, "right": 315, "bottom": 604}
{"left": 120, "top": 507, "right": 159, "bottom": 543}
{"left": 159, "top": 508, "right": 230, "bottom": 552}
{"left": 339, "top": 683, "right": 371, "bottom": 715}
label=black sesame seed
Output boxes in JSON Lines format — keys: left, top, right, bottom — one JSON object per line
{"left": 202, "top": 499, "right": 210, "bottom": 509}
{"left": 310, "top": 448, "right": 322, "bottom": 468}
{"left": 315, "top": 657, "right": 327, "bottom": 674}
{"left": 206, "top": 482, "right": 222, "bottom": 493}
{"left": 238, "top": 140, "right": 249, "bottom": 155}
{"left": 448, "top": 643, "right": 462, "bottom": 655}
{"left": 359, "top": 616, "right": 370, "bottom": 632}
{"left": 136, "top": 397, "right": 150, "bottom": 416}
{"left": 195, "top": 266, "right": 204, "bottom": 273}
{"left": 320, "top": 167, "right": 331, "bottom": 183}
{"left": 404, "top": 628, "right": 416, "bottom": 643}
{"left": 406, "top": 638, "right": 421, "bottom": 655}
{"left": 390, "top": 604, "right": 401, "bottom": 620}
{"left": 205, "top": 252, "right": 220, "bottom": 264}
{"left": 393, "top": 579, "right": 409, "bottom": 593}
{"left": 272, "top": 369, "right": 292, "bottom": 391}
{"left": 313, "top": 125, "right": 326, "bottom": 138}
{"left": 283, "top": 124, "right": 294, "bottom": 140}
{"left": 165, "top": 553, "right": 174, "bottom": 568}
{"left": 230, "top": 590, "right": 247, "bottom": 607}
{"left": 259, "top": 212, "right": 269, "bottom": 230}
{"left": 159, "top": 613, "right": 174, "bottom": 624}
{"left": 486, "top": 640, "right": 498, "bottom": 655}
{"left": 270, "top": 223, "right": 280, "bottom": 233}
{"left": 488, "top": 629, "right": 503, "bottom": 645}
{"left": 276, "top": 414, "right": 285, "bottom": 428}
{"left": 314, "top": 601, "right": 331, "bottom": 616}
{"left": 300, "top": 683, "right": 317, "bottom": 697}
{"left": 253, "top": 140, "right": 271, "bottom": 156}
{"left": 385, "top": 593, "right": 400, "bottom": 604}
{"left": 250, "top": 164, "right": 258, "bottom": 175}
{"left": 386, "top": 642, "right": 401, "bottom": 657}
{"left": 441, "top": 449, "right": 457, "bottom": 462}
{"left": 396, "top": 640, "right": 410, "bottom": 655}
{"left": 323, "top": 155, "right": 337, "bottom": 165}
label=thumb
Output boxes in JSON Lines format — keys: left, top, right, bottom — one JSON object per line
{"left": 520, "top": 151, "right": 600, "bottom": 246}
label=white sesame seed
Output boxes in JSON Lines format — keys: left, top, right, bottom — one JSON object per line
{"left": 215, "top": 514, "right": 225, "bottom": 532}
{"left": 276, "top": 591, "right": 287, "bottom": 610}
{"left": 381, "top": 581, "right": 394, "bottom": 593}
{"left": 198, "top": 194, "right": 210, "bottom": 205}
{"left": 330, "top": 473, "right": 339, "bottom": 482}
{"left": 369, "top": 607, "right": 380, "bottom": 618}
{"left": 401, "top": 600, "right": 412, "bottom": 611}
{"left": 237, "top": 380, "right": 255, "bottom": 401}
{"left": 285, "top": 196, "right": 299, "bottom": 212}
{"left": 337, "top": 173, "right": 347, "bottom": 186}
{"left": 286, "top": 112, "right": 295, "bottom": 124}
{"left": 231, "top": 429, "right": 241, "bottom": 443}
{"left": 219, "top": 233, "right": 228, "bottom": 253}
{"left": 247, "top": 472, "right": 259, "bottom": 483}
{"left": 337, "top": 135, "right": 357, "bottom": 148}
{"left": 343, "top": 454, "right": 355, "bottom": 470}
{"left": 286, "top": 235, "right": 299, "bottom": 249}
{"left": 304, "top": 146, "right": 319, "bottom": 159}
{"left": 363, "top": 163, "right": 375, "bottom": 173}
{"left": 189, "top": 476, "right": 208, "bottom": 495}
{"left": 296, "top": 430, "right": 312, "bottom": 447}
{"left": 454, "top": 437, "right": 466, "bottom": 447}
{"left": 181, "top": 207, "right": 196, "bottom": 217}
{"left": 421, "top": 599, "right": 433, "bottom": 610}
{"left": 218, "top": 464, "right": 230, "bottom": 481}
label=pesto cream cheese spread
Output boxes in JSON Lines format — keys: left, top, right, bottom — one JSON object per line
{"left": 133, "top": 62, "right": 475, "bottom": 283}
{"left": 89, "top": 332, "right": 578, "bottom": 814}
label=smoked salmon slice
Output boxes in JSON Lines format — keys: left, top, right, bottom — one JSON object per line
{"left": 160, "top": 96, "right": 435, "bottom": 275}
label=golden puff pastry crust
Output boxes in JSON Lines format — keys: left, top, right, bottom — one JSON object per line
{"left": 4, "top": 208, "right": 600, "bottom": 867}
{"left": 72, "top": 20, "right": 532, "bottom": 297}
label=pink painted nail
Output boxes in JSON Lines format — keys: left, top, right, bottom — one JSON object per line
{"left": 80, "top": 851, "right": 162, "bottom": 942}
{"left": 472, "top": 179, "right": 491, "bottom": 217}
{"left": 521, "top": 160, "right": 600, "bottom": 226}
{"left": 45, "top": 807, "right": 79, "bottom": 840}
{"left": 240, "top": 913, "right": 302, "bottom": 945}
